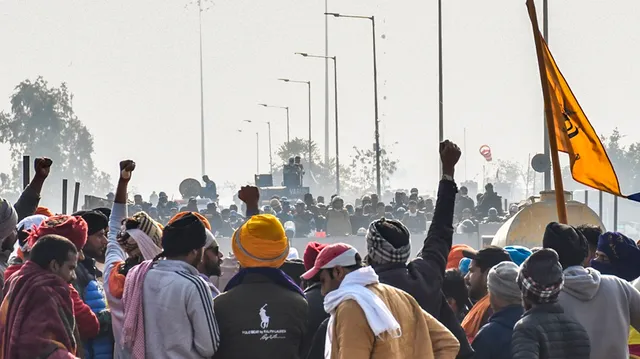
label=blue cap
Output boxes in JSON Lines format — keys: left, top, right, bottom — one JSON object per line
{"left": 504, "top": 245, "right": 532, "bottom": 266}
{"left": 459, "top": 257, "right": 471, "bottom": 276}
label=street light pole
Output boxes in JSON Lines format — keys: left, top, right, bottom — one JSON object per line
{"left": 542, "top": 0, "right": 551, "bottom": 191}
{"left": 198, "top": 0, "right": 206, "bottom": 177}
{"left": 437, "top": 0, "right": 443, "bottom": 179}
{"left": 267, "top": 121, "right": 273, "bottom": 174}
{"left": 371, "top": 16, "right": 381, "bottom": 197}
{"left": 296, "top": 52, "right": 340, "bottom": 194}
{"left": 278, "top": 79, "right": 312, "bottom": 164}
{"left": 285, "top": 106, "right": 290, "bottom": 143}
{"left": 256, "top": 132, "right": 260, "bottom": 174}
{"left": 258, "top": 103, "right": 289, "bottom": 144}
{"left": 325, "top": 12, "right": 381, "bottom": 196}
{"left": 324, "top": 0, "right": 330, "bottom": 165}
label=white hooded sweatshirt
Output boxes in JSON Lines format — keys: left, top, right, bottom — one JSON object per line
{"left": 559, "top": 266, "right": 640, "bottom": 359}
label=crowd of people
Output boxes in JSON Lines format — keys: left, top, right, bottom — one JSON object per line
{"left": 1, "top": 141, "right": 640, "bottom": 358}
{"left": 122, "top": 181, "right": 510, "bottom": 241}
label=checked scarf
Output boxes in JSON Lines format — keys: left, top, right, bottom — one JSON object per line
{"left": 517, "top": 270, "right": 563, "bottom": 305}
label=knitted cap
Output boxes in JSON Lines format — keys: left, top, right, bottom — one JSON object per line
{"left": 487, "top": 261, "right": 521, "bottom": 303}
{"left": 0, "top": 199, "right": 18, "bottom": 240}
{"left": 162, "top": 213, "right": 207, "bottom": 257}
{"left": 542, "top": 222, "right": 588, "bottom": 268}
{"left": 518, "top": 248, "right": 564, "bottom": 304}
{"left": 73, "top": 210, "right": 108, "bottom": 236}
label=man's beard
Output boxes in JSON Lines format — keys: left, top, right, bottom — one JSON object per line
{"left": 206, "top": 263, "right": 222, "bottom": 277}
{"left": 84, "top": 248, "right": 106, "bottom": 263}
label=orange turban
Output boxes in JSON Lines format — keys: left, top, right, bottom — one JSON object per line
{"left": 232, "top": 214, "right": 289, "bottom": 268}
{"left": 168, "top": 211, "right": 211, "bottom": 230}
{"left": 447, "top": 244, "right": 473, "bottom": 270}
{"left": 35, "top": 207, "right": 54, "bottom": 217}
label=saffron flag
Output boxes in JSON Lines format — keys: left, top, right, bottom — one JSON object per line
{"left": 526, "top": 0, "right": 640, "bottom": 201}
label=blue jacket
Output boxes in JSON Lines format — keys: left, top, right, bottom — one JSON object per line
{"left": 75, "top": 258, "right": 114, "bottom": 359}
{"left": 84, "top": 279, "right": 114, "bottom": 359}
{"left": 472, "top": 304, "right": 524, "bottom": 359}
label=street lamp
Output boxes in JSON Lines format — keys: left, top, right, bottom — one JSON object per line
{"left": 258, "top": 103, "right": 290, "bottom": 143}
{"left": 278, "top": 78, "right": 313, "bottom": 164}
{"left": 244, "top": 120, "right": 273, "bottom": 174}
{"left": 238, "top": 129, "right": 260, "bottom": 174}
{"left": 295, "top": 52, "right": 341, "bottom": 195}
{"left": 325, "top": 12, "right": 381, "bottom": 196}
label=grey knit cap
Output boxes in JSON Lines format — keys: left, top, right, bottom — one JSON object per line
{"left": 487, "top": 261, "right": 522, "bottom": 303}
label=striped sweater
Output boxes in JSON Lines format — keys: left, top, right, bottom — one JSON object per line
{"left": 142, "top": 259, "right": 220, "bottom": 358}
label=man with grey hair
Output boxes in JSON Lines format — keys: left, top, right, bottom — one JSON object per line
{"left": 471, "top": 261, "right": 524, "bottom": 359}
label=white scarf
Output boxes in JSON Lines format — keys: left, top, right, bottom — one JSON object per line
{"left": 127, "top": 228, "right": 163, "bottom": 260}
{"left": 323, "top": 266, "right": 402, "bottom": 358}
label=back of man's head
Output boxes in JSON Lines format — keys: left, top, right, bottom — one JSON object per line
{"left": 30, "top": 234, "right": 77, "bottom": 270}
{"left": 576, "top": 224, "right": 602, "bottom": 254}
{"left": 542, "top": 222, "right": 588, "bottom": 269}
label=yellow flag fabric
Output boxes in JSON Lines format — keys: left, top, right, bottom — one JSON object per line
{"left": 526, "top": 0, "right": 638, "bottom": 201}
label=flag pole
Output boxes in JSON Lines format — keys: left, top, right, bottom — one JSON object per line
{"left": 526, "top": 0, "right": 568, "bottom": 224}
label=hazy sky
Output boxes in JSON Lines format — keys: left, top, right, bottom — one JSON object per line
{"left": 1, "top": 0, "right": 639, "bottom": 200}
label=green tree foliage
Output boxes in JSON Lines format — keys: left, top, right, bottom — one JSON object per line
{"left": 346, "top": 146, "right": 398, "bottom": 194}
{"left": 272, "top": 137, "right": 398, "bottom": 197}
{"left": 0, "top": 77, "right": 112, "bottom": 205}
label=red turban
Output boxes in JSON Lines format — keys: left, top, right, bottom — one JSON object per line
{"left": 303, "top": 241, "right": 328, "bottom": 271}
{"left": 27, "top": 215, "right": 88, "bottom": 251}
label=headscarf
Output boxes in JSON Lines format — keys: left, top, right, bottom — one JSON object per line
{"left": 27, "top": 215, "right": 88, "bottom": 251}
{"left": 0, "top": 199, "right": 18, "bottom": 241}
{"left": 118, "top": 212, "right": 163, "bottom": 260}
{"left": 232, "top": 214, "right": 289, "bottom": 268}
{"left": 590, "top": 232, "right": 640, "bottom": 281}
{"left": 366, "top": 218, "right": 411, "bottom": 264}
{"left": 15, "top": 214, "right": 48, "bottom": 254}
{"left": 448, "top": 244, "right": 473, "bottom": 270}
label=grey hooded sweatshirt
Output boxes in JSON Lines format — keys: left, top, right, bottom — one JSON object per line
{"left": 559, "top": 266, "right": 640, "bottom": 359}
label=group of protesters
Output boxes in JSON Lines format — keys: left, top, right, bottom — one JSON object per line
{"left": 1, "top": 140, "right": 640, "bottom": 358}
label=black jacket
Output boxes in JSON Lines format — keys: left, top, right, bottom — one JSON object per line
{"left": 301, "top": 283, "right": 328, "bottom": 358}
{"left": 511, "top": 303, "right": 590, "bottom": 359}
{"left": 472, "top": 304, "right": 524, "bottom": 359}
{"left": 371, "top": 179, "right": 474, "bottom": 359}
{"left": 305, "top": 317, "right": 328, "bottom": 359}
{"left": 213, "top": 272, "right": 308, "bottom": 359}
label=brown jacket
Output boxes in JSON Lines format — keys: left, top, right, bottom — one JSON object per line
{"left": 329, "top": 283, "right": 459, "bottom": 359}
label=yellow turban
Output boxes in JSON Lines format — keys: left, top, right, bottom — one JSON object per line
{"left": 232, "top": 214, "right": 289, "bottom": 268}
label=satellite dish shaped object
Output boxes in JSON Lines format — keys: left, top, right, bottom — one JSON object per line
{"left": 179, "top": 178, "right": 202, "bottom": 199}
{"left": 531, "top": 153, "right": 551, "bottom": 173}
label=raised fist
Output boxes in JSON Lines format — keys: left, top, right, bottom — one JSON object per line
{"left": 238, "top": 186, "right": 260, "bottom": 206}
{"left": 119, "top": 160, "right": 136, "bottom": 181}
{"left": 439, "top": 140, "right": 461, "bottom": 175}
{"left": 34, "top": 158, "right": 53, "bottom": 179}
